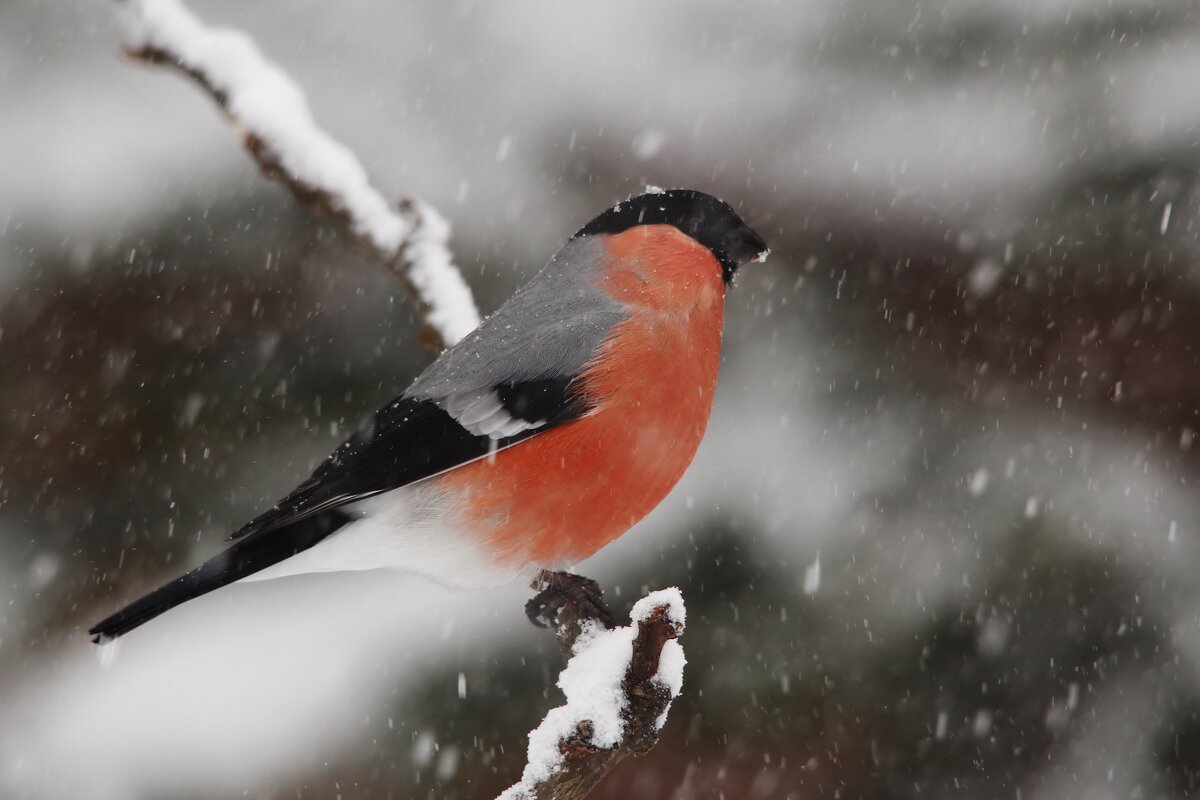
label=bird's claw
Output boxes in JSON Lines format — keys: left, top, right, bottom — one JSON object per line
{"left": 526, "top": 570, "right": 615, "bottom": 630}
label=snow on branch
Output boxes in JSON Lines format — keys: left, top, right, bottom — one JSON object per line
{"left": 116, "top": 0, "right": 481, "bottom": 350}
{"left": 499, "top": 588, "right": 687, "bottom": 800}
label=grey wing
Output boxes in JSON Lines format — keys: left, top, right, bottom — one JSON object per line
{"left": 407, "top": 234, "right": 626, "bottom": 432}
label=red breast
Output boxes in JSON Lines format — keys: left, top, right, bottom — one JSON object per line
{"left": 433, "top": 224, "right": 726, "bottom": 567}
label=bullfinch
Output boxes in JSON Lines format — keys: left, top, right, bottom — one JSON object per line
{"left": 89, "top": 188, "right": 768, "bottom": 642}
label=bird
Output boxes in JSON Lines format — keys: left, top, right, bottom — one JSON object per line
{"left": 88, "top": 188, "right": 768, "bottom": 642}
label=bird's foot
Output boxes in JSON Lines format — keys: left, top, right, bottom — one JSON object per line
{"left": 525, "top": 570, "right": 615, "bottom": 632}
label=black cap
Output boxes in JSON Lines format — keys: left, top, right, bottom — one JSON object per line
{"left": 576, "top": 189, "right": 768, "bottom": 284}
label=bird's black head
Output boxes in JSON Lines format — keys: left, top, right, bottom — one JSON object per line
{"left": 576, "top": 188, "right": 769, "bottom": 284}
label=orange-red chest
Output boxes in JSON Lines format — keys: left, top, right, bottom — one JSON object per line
{"left": 434, "top": 225, "right": 726, "bottom": 568}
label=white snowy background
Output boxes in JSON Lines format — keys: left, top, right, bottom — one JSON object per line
{"left": 3, "top": 1, "right": 1200, "bottom": 798}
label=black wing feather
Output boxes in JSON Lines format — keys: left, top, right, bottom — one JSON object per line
{"left": 231, "top": 379, "right": 587, "bottom": 541}
{"left": 494, "top": 378, "right": 581, "bottom": 425}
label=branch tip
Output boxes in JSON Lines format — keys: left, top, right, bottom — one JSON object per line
{"left": 116, "top": 0, "right": 481, "bottom": 351}
{"left": 500, "top": 583, "right": 687, "bottom": 800}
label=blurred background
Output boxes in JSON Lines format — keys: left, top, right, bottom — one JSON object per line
{"left": 4, "top": 1, "right": 1200, "bottom": 797}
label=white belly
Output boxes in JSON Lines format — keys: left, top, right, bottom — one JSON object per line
{"left": 240, "top": 482, "right": 533, "bottom": 589}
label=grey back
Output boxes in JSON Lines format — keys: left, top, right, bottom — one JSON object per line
{"left": 407, "top": 235, "right": 626, "bottom": 401}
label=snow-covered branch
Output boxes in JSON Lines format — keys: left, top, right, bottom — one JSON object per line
{"left": 500, "top": 588, "right": 687, "bottom": 800}
{"left": 116, "top": 0, "right": 481, "bottom": 350}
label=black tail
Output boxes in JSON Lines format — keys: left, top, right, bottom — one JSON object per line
{"left": 88, "top": 510, "right": 352, "bottom": 643}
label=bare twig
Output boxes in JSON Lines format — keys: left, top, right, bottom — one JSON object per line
{"left": 115, "top": 0, "right": 481, "bottom": 350}
{"left": 500, "top": 585, "right": 687, "bottom": 800}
